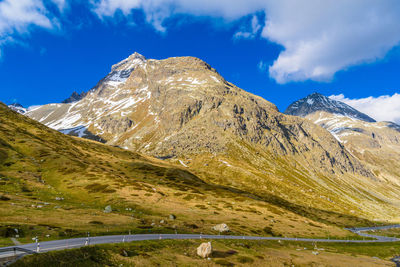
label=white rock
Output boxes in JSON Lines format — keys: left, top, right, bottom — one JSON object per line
{"left": 197, "top": 242, "right": 212, "bottom": 258}
{"left": 212, "top": 223, "right": 230, "bottom": 233}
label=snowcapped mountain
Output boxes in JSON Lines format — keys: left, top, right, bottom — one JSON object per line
{"left": 8, "top": 103, "right": 27, "bottom": 114}
{"left": 22, "top": 52, "right": 400, "bottom": 220}
{"left": 285, "top": 92, "right": 376, "bottom": 122}
{"left": 287, "top": 93, "right": 400, "bottom": 184}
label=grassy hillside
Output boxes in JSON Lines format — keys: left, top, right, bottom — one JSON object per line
{"left": 0, "top": 102, "right": 379, "bottom": 248}
{"left": 10, "top": 239, "right": 396, "bottom": 267}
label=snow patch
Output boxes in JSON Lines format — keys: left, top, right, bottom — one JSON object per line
{"left": 179, "top": 160, "right": 188, "bottom": 167}
{"left": 59, "top": 126, "right": 87, "bottom": 138}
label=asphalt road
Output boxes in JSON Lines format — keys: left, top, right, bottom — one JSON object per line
{"left": 1, "top": 225, "right": 400, "bottom": 259}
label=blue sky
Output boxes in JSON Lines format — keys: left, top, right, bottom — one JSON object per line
{"left": 0, "top": 0, "right": 400, "bottom": 122}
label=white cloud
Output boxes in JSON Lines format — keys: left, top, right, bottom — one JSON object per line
{"left": 0, "top": 0, "right": 61, "bottom": 54}
{"left": 1, "top": 0, "right": 400, "bottom": 85}
{"left": 51, "top": 0, "right": 67, "bottom": 11}
{"left": 91, "top": 0, "right": 265, "bottom": 32}
{"left": 263, "top": 0, "right": 400, "bottom": 84}
{"left": 257, "top": 61, "right": 267, "bottom": 72}
{"left": 92, "top": 0, "right": 400, "bottom": 84}
{"left": 0, "top": 0, "right": 52, "bottom": 34}
{"left": 234, "top": 15, "right": 261, "bottom": 40}
{"left": 330, "top": 93, "right": 400, "bottom": 124}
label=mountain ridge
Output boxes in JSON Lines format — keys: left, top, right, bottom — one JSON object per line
{"left": 25, "top": 53, "right": 370, "bottom": 176}
{"left": 285, "top": 92, "right": 376, "bottom": 123}
{"left": 21, "top": 52, "right": 400, "bottom": 221}
{"left": 286, "top": 93, "right": 400, "bottom": 186}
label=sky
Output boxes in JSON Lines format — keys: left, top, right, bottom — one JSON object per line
{"left": 0, "top": 0, "right": 400, "bottom": 123}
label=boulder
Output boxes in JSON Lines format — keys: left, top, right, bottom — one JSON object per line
{"left": 197, "top": 242, "right": 212, "bottom": 258}
{"left": 212, "top": 223, "right": 229, "bottom": 233}
{"left": 104, "top": 205, "right": 112, "bottom": 213}
{"left": 169, "top": 214, "right": 176, "bottom": 220}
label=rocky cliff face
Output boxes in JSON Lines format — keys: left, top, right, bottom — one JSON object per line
{"left": 26, "top": 53, "right": 400, "bottom": 220}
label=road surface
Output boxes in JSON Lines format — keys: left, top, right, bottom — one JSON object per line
{"left": 1, "top": 225, "right": 400, "bottom": 260}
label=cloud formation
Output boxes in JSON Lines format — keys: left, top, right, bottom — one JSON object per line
{"left": 264, "top": 0, "right": 400, "bottom": 83}
{"left": 1, "top": 0, "right": 400, "bottom": 84}
{"left": 233, "top": 15, "right": 262, "bottom": 40}
{"left": 0, "top": 0, "right": 52, "bottom": 34}
{"left": 91, "top": 0, "right": 400, "bottom": 84}
{"left": 330, "top": 93, "right": 400, "bottom": 124}
{"left": 257, "top": 61, "right": 268, "bottom": 72}
{"left": 0, "top": 0, "right": 61, "bottom": 55}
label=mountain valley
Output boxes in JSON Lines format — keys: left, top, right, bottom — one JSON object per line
{"left": 2, "top": 53, "right": 400, "bottom": 266}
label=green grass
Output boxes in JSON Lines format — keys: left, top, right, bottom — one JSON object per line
{"left": 0, "top": 102, "right": 389, "bottom": 250}
{"left": 10, "top": 239, "right": 399, "bottom": 267}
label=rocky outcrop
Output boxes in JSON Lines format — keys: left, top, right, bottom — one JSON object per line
{"left": 104, "top": 205, "right": 112, "bottom": 213}
{"left": 212, "top": 223, "right": 230, "bottom": 233}
{"left": 97, "top": 116, "right": 134, "bottom": 134}
{"left": 197, "top": 242, "right": 212, "bottom": 258}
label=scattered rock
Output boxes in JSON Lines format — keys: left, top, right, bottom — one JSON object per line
{"left": 104, "top": 205, "right": 112, "bottom": 213}
{"left": 121, "top": 249, "right": 129, "bottom": 257}
{"left": 212, "top": 223, "right": 230, "bottom": 233}
{"left": 160, "top": 220, "right": 165, "bottom": 224}
{"left": 55, "top": 197, "right": 64, "bottom": 201}
{"left": 197, "top": 242, "right": 212, "bottom": 258}
{"left": 169, "top": 214, "right": 176, "bottom": 220}
{"left": 312, "top": 251, "right": 319, "bottom": 255}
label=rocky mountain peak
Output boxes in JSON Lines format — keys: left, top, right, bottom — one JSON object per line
{"left": 8, "top": 103, "right": 27, "bottom": 114}
{"left": 26, "top": 54, "right": 375, "bottom": 179}
{"left": 105, "top": 52, "right": 147, "bottom": 87}
{"left": 285, "top": 92, "right": 376, "bottom": 122}
{"left": 62, "top": 91, "right": 87, "bottom": 104}
{"left": 110, "top": 52, "right": 147, "bottom": 72}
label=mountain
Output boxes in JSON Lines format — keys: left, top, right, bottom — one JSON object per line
{"left": 25, "top": 52, "right": 400, "bottom": 221}
{"left": 0, "top": 101, "right": 372, "bottom": 241}
{"left": 286, "top": 93, "right": 400, "bottom": 184}
{"left": 62, "top": 91, "right": 87, "bottom": 104}
{"left": 8, "top": 103, "right": 27, "bottom": 114}
{"left": 285, "top": 93, "right": 376, "bottom": 122}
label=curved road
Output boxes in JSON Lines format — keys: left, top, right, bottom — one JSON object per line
{"left": 1, "top": 225, "right": 400, "bottom": 260}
